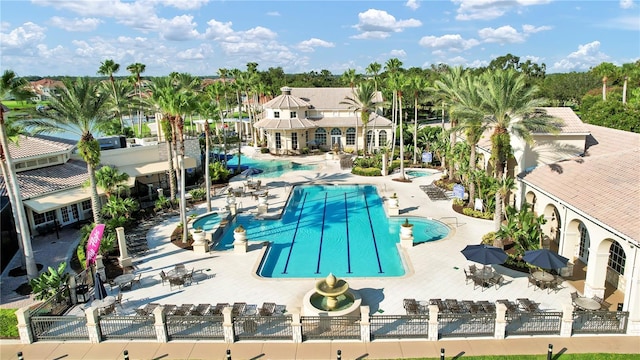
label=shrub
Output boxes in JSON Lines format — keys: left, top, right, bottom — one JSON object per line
{"left": 352, "top": 166, "right": 382, "bottom": 176}
{"left": 462, "top": 207, "right": 493, "bottom": 220}
{"left": 482, "top": 231, "right": 497, "bottom": 245}
{"left": 189, "top": 188, "right": 206, "bottom": 201}
{"left": 260, "top": 147, "right": 270, "bottom": 154}
{"left": 0, "top": 309, "right": 19, "bottom": 338}
{"left": 300, "top": 147, "right": 310, "bottom": 155}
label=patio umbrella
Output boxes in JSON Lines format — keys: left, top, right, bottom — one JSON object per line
{"left": 461, "top": 244, "right": 508, "bottom": 265}
{"left": 240, "top": 167, "right": 263, "bottom": 178}
{"left": 523, "top": 249, "right": 569, "bottom": 270}
{"left": 93, "top": 271, "right": 108, "bottom": 301}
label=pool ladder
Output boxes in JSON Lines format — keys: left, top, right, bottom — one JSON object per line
{"left": 439, "top": 216, "right": 459, "bottom": 228}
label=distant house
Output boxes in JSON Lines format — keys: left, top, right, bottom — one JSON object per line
{"left": 253, "top": 87, "right": 392, "bottom": 154}
{"left": 29, "top": 79, "right": 65, "bottom": 101}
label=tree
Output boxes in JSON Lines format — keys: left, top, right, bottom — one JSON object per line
{"left": 340, "top": 81, "right": 380, "bottom": 156}
{"left": 97, "top": 59, "right": 123, "bottom": 130}
{"left": 590, "top": 62, "right": 619, "bottom": 101}
{"left": 384, "top": 58, "right": 404, "bottom": 163}
{"left": 365, "top": 62, "right": 382, "bottom": 91}
{"left": 126, "top": 62, "right": 146, "bottom": 134}
{"left": 407, "top": 74, "right": 427, "bottom": 164}
{"left": 198, "top": 88, "right": 223, "bottom": 212}
{"left": 94, "top": 165, "right": 130, "bottom": 198}
{"left": 22, "top": 77, "right": 113, "bottom": 225}
{"left": 0, "top": 70, "right": 38, "bottom": 279}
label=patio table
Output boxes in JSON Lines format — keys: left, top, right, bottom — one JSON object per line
{"left": 532, "top": 271, "right": 554, "bottom": 282}
{"left": 167, "top": 268, "right": 188, "bottom": 279}
{"left": 114, "top": 274, "right": 135, "bottom": 290}
{"left": 574, "top": 297, "right": 601, "bottom": 311}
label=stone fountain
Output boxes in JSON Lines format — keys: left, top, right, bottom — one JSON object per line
{"left": 302, "top": 273, "right": 361, "bottom": 316}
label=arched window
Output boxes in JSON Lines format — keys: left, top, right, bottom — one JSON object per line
{"left": 578, "top": 223, "right": 590, "bottom": 262}
{"left": 315, "top": 128, "right": 327, "bottom": 146}
{"left": 378, "top": 130, "right": 387, "bottom": 147}
{"left": 331, "top": 128, "right": 342, "bottom": 135}
{"left": 367, "top": 130, "right": 374, "bottom": 147}
{"left": 346, "top": 128, "right": 356, "bottom": 145}
{"left": 608, "top": 241, "right": 626, "bottom": 275}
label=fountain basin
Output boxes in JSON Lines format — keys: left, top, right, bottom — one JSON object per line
{"left": 302, "top": 288, "right": 361, "bottom": 317}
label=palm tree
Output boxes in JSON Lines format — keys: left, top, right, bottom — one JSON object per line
{"left": 0, "top": 70, "right": 38, "bottom": 279}
{"left": 341, "top": 68, "right": 360, "bottom": 90}
{"left": 22, "top": 77, "right": 113, "bottom": 225}
{"left": 230, "top": 69, "right": 245, "bottom": 172}
{"left": 198, "top": 88, "right": 223, "bottom": 213}
{"left": 94, "top": 165, "right": 130, "bottom": 198}
{"left": 365, "top": 62, "right": 382, "bottom": 92}
{"left": 340, "top": 81, "right": 379, "bottom": 156}
{"left": 126, "top": 62, "right": 146, "bottom": 134}
{"left": 396, "top": 73, "right": 410, "bottom": 180}
{"left": 384, "top": 58, "right": 403, "bottom": 163}
{"left": 217, "top": 68, "right": 231, "bottom": 117}
{"left": 408, "top": 74, "right": 427, "bottom": 164}
{"left": 97, "top": 59, "right": 122, "bottom": 130}
{"left": 494, "top": 176, "right": 516, "bottom": 232}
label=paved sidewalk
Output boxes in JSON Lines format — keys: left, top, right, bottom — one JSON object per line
{"left": 1, "top": 336, "right": 638, "bottom": 359}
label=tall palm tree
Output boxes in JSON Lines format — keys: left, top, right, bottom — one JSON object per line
{"left": 494, "top": 176, "right": 516, "bottom": 231}
{"left": 217, "top": 68, "right": 231, "bottom": 117}
{"left": 126, "top": 62, "right": 146, "bottom": 134}
{"left": 408, "top": 74, "right": 427, "bottom": 164}
{"left": 384, "top": 58, "right": 403, "bottom": 163}
{"left": 230, "top": 69, "right": 245, "bottom": 172}
{"left": 98, "top": 59, "right": 122, "bottom": 130}
{"left": 198, "top": 87, "right": 223, "bottom": 213}
{"left": 366, "top": 62, "right": 382, "bottom": 92}
{"left": 340, "top": 81, "right": 379, "bottom": 156}
{"left": 396, "top": 73, "right": 410, "bottom": 180}
{"left": 22, "top": 77, "right": 113, "bottom": 224}
{"left": 341, "top": 68, "right": 360, "bottom": 90}
{"left": 0, "top": 70, "right": 38, "bottom": 279}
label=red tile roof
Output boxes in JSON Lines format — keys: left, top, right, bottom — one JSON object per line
{"left": 7, "top": 135, "right": 75, "bottom": 159}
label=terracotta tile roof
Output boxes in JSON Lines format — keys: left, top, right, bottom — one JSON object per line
{"left": 263, "top": 94, "right": 310, "bottom": 109}
{"left": 7, "top": 135, "right": 75, "bottom": 160}
{"left": 290, "top": 88, "right": 360, "bottom": 110}
{"left": 521, "top": 125, "right": 640, "bottom": 242}
{"left": 14, "top": 159, "right": 89, "bottom": 199}
{"left": 253, "top": 117, "right": 318, "bottom": 130}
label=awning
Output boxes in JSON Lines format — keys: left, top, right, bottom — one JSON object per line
{"left": 117, "top": 157, "right": 197, "bottom": 177}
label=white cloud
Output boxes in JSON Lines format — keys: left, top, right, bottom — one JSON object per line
{"left": 297, "top": 38, "right": 335, "bottom": 52}
{"left": 522, "top": 24, "right": 552, "bottom": 33}
{"left": 156, "top": 15, "right": 200, "bottom": 41}
{"left": 204, "top": 19, "right": 235, "bottom": 40}
{"left": 453, "top": 0, "right": 552, "bottom": 21}
{"left": 602, "top": 15, "right": 640, "bottom": 30}
{"left": 419, "top": 34, "right": 480, "bottom": 52}
{"left": 620, "top": 0, "right": 635, "bottom": 9}
{"left": 353, "top": 9, "right": 421, "bottom": 39}
{"left": 48, "top": 17, "right": 102, "bottom": 32}
{"left": 160, "top": 0, "right": 211, "bottom": 10}
{"left": 468, "top": 59, "right": 490, "bottom": 68}
{"left": 266, "top": 11, "right": 281, "bottom": 16}
{"left": 405, "top": 0, "right": 420, "bottom": 10}
{"left": 389, "top": 49, "right": 407, "bottom": 58}
{"left": 0, "top": 22, "right": 47, "bottom": 49}
{"left": 552, "top": 41, "right": 610, "bottom": 71}
{"left": 478, "top": 25, "right": 525, "bottom": 43}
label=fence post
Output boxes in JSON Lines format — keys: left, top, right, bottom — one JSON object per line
{"left": 153, "top": 306, "right": 168, "bottom": 342}
{"left": 85, "top": 306, "right": 102, "bottom": 343}
{"left": 440, "top": 347, "right": 445, "bottom": 360}
{"left": 17, "top": 352, "right": 23, "bottom": 360}
{"left": 560, "top": 304, "right": 574, "bottom": 337}
{"left": 494, "top": 302, "right": 507, "bottom": 339}
{"left": 547, "top": 343, "right": 553, "bottom": 360}
{"left": 226, "top": 349, "right": 231, "bottom": 360}
{"left": 428, "top": 304, "right": 439, "bottom": 341}
{"left": 123, "top": 350, "right": 129, "bottom": 360}
{"left": 222, "top": 306, "right": 235, "bottom": 343}
{"left": 289, "top": 307, "right": 303, "bottom": 343}
{"left": 15, "top": 307, "right": 33, "bottom": 344}
{"left": 337, "top": 349, "right": 342, "bottom": 360}
{"left": 359, "top": 306, "right": 370, "bottom": 342}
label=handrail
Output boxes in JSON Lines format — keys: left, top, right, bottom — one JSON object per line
{"left": 439, "top": 216, "right": 459, "bottom": 228}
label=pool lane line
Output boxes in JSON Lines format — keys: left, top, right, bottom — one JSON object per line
{"left": 282, "top": 192, "right": 308, "bottom": 274}
{"left": 363, "top": 192, "right": 384, "bottom": 274}
{"left": 344, "top": 192, "right": 352, "bottom": 274}
{"left": 315, "top": 192, "right": 328, "bottom": 274}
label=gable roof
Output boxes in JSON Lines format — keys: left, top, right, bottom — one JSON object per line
{"left": 10, "top": 159, "right": 89, "bottom": 199}
{"left": 520, "top": 124, "right": 640, "bottom": 242}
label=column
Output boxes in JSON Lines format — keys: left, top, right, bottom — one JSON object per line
{"left": 85, "top": 307, "right": 102, "bottom": 343}
{"left": 222, "top": 306, "right": 235, "bottom": 343}
{"left": 624, "top": 256, "right": 640, "bottom": 335}
{"left": 428, "top": 304, "right": 439, "bottom": 341}
{"left": 116, "top": 227, "right": 132, "bottom": 268}
{"left": 583, "top": 249, "right": 608, "bottom": 298}
{"left": 290, "top": 307, "right": 303, "bottom": 343}
{"left": 95, "top": 255, "right": 106, "bottom": 282}
{"left": 15, "top": 307, "right": 33, "bottom": 344}
{"left": 360, "top": 306, "right": 370, "bottom": 343}
{"left": 153, "top": 306, "right": 168, "bottom": 342}
{"left": 494, "top": 302, "right": 507, "bottom": 339}
{"left": 560, "top": 304, "right": 574, "bottom": 337}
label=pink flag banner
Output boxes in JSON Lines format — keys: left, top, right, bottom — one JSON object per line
{"left": 85, "top": 224, "right": 105, "bottom": 267}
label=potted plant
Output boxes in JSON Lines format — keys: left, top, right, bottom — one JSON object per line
{"left": 191, "top": 227, "right": 206, "bottom": 244}
{"left": 388, "top": 193, "right": 399, "bottom": 208}
{"left": 233, "top": 224, "right": 248, "bottom": 252}
{"left": 400, "top": 218, "right": 414, "bottom": 238}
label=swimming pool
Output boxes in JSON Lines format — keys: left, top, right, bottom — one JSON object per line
{"left": 213, "top": 184, "right": 450, "bottom": 278}
{"left": 226, "top": 154, "right": 316, "bottom": 178}
{"left": 192, "top": 212, "right": 222, "bottom": 232}
{"left": 405, "top": 169, "right": 439, "bottom": 178}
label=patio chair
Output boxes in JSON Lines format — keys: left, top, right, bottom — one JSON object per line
{"left": 175, "top": 264, "right": 186, "bottom": 272}
{"left": 527, "top": 275, "right": 539, "bottom": 290}
{"left": 497, "top": 299, "right": 517, "bottom": 313}
{"left": 478, "top": 301, "right": 496, "bottom": 313}
{"left": 472, "top": 276, "right": 487, "bottom": 291}
{"left": 169, "top": 277, "right": 184, "bottom": 290}
{"left": 445, "top": 299, "right": 462, "bottom": 313}
{"left": 489, "top": 275, "right": 505, "bottom": 289}
{"left": 546, "top": 276, "right": 564, "bottom": 294}
{"left": 232, "top": 302, "right": 246, "bottom": 316}
{"left": 212, "top": 303, "right": 229, "bottom": 315}
{"left": 463, "top": 269, "right": 474, "bottom": 285}
{"left": 164, "top": 304, "right": 178, "bottom": 315}
{"left": 259, "top": 302, "right": 276, "bottom": 316}
{"left": 429, "top": 298, "right": 446, "bottom": 312}
{"left": 403, "top": 299, "right": 419, "bottom": 315}
{"left": 159, "top": 270, "right": 168, "bottom": 286}
{"left": 183, "top": 269, "right": 194, "bottom": 286}
{"left": 131, "top": 274, "right": 142, "bottom": 289}
{"left": 469, "top": 264, "right": 478, "bottom": 274}
{"left": 193, "top": 304, "right": 211, "bottom": 316}
{"left": 570, "top": 291, "right": 579, "bottom": 306}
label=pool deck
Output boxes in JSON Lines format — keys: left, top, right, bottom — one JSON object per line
{"left": 58, "top": 148, "right": 571, "bottom": 314}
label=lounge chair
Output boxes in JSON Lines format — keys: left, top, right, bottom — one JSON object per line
{"left": 259, "top": 302, "right": 276, "bottom": 316}
{"left": 192, "top": 304, "right": 211, "bottom": 316}
{"left": 403, "top": 299, "right": 419, "bottom": 315}
{"left": 232, "top": 302, "right": 247, "bottom": 316}
{"left": 212, "top": 303, "right": 229, "bottom": 315}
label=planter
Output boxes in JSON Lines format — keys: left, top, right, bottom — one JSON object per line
{"left": 258, "top": 194, "right": 268, "bottom": 206}
{"left": 192, "top": 230, "right": 206, "bottom": 244}
{"left": 400, "top": 224, "right": 414, "bottom": 239}
{"left": 226, "top": 194, "right": 236, "bottom": 205}
{"left": 388, "top": 197, "right": 399, "bottom": 208}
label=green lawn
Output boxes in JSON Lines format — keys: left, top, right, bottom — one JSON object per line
{"left": 0, "top": 308, "right": 18, "bottom": 338}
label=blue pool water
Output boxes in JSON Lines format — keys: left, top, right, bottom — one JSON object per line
{"left": 212, "top": 184, "right": 450, "bottom": 278}
{"left": 226, "top": 154, "right": 315, "bottom": 178}
{"left": 405, "top": 169, "right": 439, "bottom": 178}
{"left": 192, "top": 213, "right": 222, "bottom": 232}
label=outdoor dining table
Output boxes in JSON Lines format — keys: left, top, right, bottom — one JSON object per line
{"left": 532, "top": 271, "right": 554, "bottom": 282}
{"left": 114, "top": 274, "right": 135, "bottom": 290}
{"left": 574, "top": 297, "right": 601, "bottom": 311}
{"left": 474, "top": 267, "right": 495, "bottom": 280}
{"left": 91, "top": 296, "right": 115, "bottom": 310}
{"left": 167, "top": 268, "right": 188, "bottom": 279}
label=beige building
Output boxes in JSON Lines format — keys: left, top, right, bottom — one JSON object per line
{"left": 253, "top": 87, "right": 392, "bottom": 154}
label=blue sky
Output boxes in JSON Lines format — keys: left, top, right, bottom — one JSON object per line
{"left": 1, "top": 0, "right": 639, "bottom": 77}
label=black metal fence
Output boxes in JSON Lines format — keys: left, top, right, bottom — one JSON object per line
{"left": 31, "top": 316, "right": 88, "bottom": 341}
{"left": 166, "top": 315, "right": 225, "bottom": 340}
{"left": 30, "top": 288, "right": 71, "bottom": 316}
{"left": 370, "top": 315, "right": 429, "bottom": 339}
{"left": 438, "top": 312, "right": 495, "bottom": 338}
{"left": 505, "top": 311, "right": 562, "bottom": 336}
{"left": 572, "top": 311, "right": 628, "bottom": 334}
{"left": 233, "top": 315, "right": 293, "bottom": 340}
{"left": 99, "top": 315, "right": 156, "bottom": 340}
{"left": 301, "top": 316, "right": 360, "bottom": 340}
